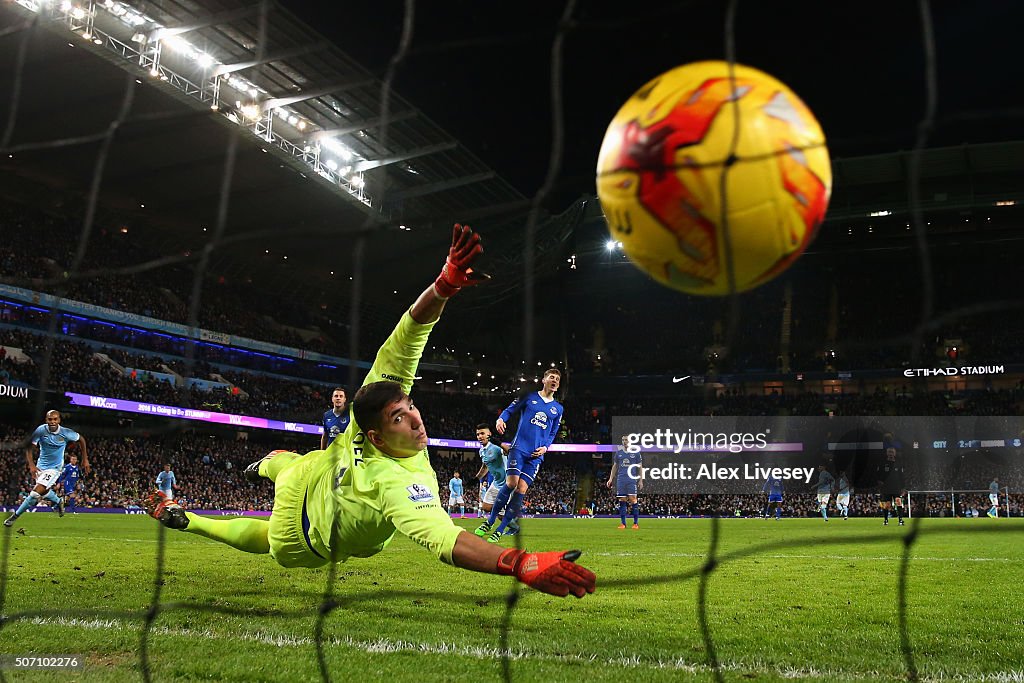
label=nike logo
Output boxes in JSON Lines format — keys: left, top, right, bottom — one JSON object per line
{"left": 672, "top": 376, "right": 690, "bottom": 383}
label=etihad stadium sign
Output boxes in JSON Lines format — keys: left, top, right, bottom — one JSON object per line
{"left": 902, "top": 365, "right": 1005, "bottom": 378}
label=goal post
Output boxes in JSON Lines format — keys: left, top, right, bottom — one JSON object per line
{"left": 906, "top": 489, "right": 1002, "bottom": 518}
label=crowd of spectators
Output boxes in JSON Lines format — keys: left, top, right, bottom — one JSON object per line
{"left": 0, "top": 201, "right": 335, "bottom": 352}
{"left": 7, "top": 197, "right": 1024, "bottom": 382}
{"left": 3, "top": 424, "right": 1022, "bottom": 518}
{"left": 3, "top": 317, "right": 1023, "bottom": 448}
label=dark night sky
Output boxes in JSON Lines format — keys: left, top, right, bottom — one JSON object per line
{"left": 285, "top": 1, "right": 1022, "bottom": 210}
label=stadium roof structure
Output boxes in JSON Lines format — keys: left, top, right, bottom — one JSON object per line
{"left": 573, "top": 140, "right": 1024, "bottom": 239}
{"left": 0, "top": 0, "right": 533, "bottom": 322}
{"left": 825, "top": 141, "right": 1024, "bottom": 222}
{"left": 3, "top": 0, "right": 1023, "bottom": 336}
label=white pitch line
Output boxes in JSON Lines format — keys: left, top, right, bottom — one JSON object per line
{"left": 16, "top": 536, "right": 1018, "bottom": 562}
{"left": 18, "top": 616, "right": 1023, "bottom": 682}
{"left": 9, "top": 533, "right": 215, "bottom": 545}
{"left": 21, "top": 534, "right": 161, "bottom": 544}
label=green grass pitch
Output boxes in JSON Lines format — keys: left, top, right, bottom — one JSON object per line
{"left": 1, "top": 514, "right": 1021, "bottom": 682}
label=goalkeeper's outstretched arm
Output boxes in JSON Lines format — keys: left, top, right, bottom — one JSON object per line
{"left": 450, "top": 532, "right": 596, "bottom": 599}
{"left": 408, "top": 223, "right": 490, "bottom": 324}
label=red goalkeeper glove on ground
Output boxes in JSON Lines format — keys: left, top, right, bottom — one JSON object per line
{"left": 433, "top": 223, "right": 490, "bottom": 299}
{"left": 497, "top": 548, "right": 597, "bottom": 598}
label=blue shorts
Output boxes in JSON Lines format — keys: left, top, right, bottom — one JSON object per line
{"left": 61, "top": 481, "right": 78, "bottom": 493}
{"left": 615, "top": 478, "right": 638, "bottom": 497}
{"left": 768, "top": 494, "right": 783, "bottom": 503}
{"left": 506, "top": 449, "right": 543, "bottom": 485}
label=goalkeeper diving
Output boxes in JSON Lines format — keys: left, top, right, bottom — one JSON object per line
{"left": 144, "top": 225, "right": 596, "bottom": 599}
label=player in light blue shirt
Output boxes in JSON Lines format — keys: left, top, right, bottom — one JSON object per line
{"left": 987, "top": 478, "right": 1000, "bottom": 518}
{"left": 836, "top": 471, "right": 852, "bottom": 519}
{"left": 476, "top": 369, "right": 563, "bottom": 542}
{"left": 447, "top": 472, "right": 465, "bottom": 518}
{"left": 156, "top": 464, "right": 178, "bottom": 500}
{"left": 472, "top": 424, "right": 517, "bottom": 533}
{"left": 814, "top": 465, "right": 835, "bottom": 521}
{"left": 57, "top": 454, "right": 82, "bottom": 513}
{"left": 6, "top": 411, "right": 90, "bottom": 527}
{"left": 762, "top": 475, "right": 784, "bottom": 520}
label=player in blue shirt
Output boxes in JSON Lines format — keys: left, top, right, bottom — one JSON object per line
{"left": 447, "top": 472, "right": 466, "bottom": 518}
{"left": 606, "top": 436, "right": 644, "bottom": 529}
{"left": 156, "top": 464, "right": 178, "bottom": 500}
{"left": 836, "top": 470, "right": 852, "bottom": 520}
{"left": 472, "top": 424, "right": 517, "bottom": 533}
{"left": 987, "top": 477, "right": 1000, "bottom": 518}
{"left": 320, "top": 387, "right": 351, "bottom": 449}
{"left": 5, "top": 411, "right": 90, "bottom": 527}
{"left": 475, "top": 369, "right": 563, "bottom": 543}
{"left": 57, "top": 454, "right": 82, "bottom": 513}
{"left": 814, "top": 465, "right": 835, "bottom": 522}
{"left": 762, "top": 475, "right": 784, "bottom": 520}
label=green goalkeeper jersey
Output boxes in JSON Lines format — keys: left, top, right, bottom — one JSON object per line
{"left": 303, "top": 310, "right": 464, "bottom": 564}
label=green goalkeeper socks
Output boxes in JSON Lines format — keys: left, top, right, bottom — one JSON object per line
{"left": 183, "top": 512, "right": 271, "bottom": 554}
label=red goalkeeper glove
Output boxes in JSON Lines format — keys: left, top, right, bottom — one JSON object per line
{"left": 433, "top": 223, "right": 490, "bottom": 299}
{"left": 497, "top": 548, "right": 596, "bottom": 598}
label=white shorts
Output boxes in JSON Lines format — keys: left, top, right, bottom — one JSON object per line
{"left": 816, "top": 493, "right": 831, "bottom": 505}
{"left": 836, "top": 493, "right": 850, "bottom": 507}
{"left": 35, "top": 468, "right": 60, "bottom": 489}
{"left": 482, "top": 483, "right": 502, "bottom": 505}
{"left": 990, "top": 493, "right": 999, "bottom": 506}
{"left": 448, "top": 494, "right": 465, "bottom": 506}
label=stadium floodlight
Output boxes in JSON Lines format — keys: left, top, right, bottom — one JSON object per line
{"left": 605, "top": 239, "right": 616, "bottom": 251}
{"left": 320, "top": 137, "right": 354, "bottom": 160}
{"left": 350, "top": 175, "right": 365, "bottom": 188}
{"left": 196, "top": 53, "right": 214, "bottom": 68}
{"left": 162, "top": 35, "right": 189, "bottom": 52}
{"left": 325, "top": 159, "right": 338, "bottom": 171}
{"left": 240, "top": 104, "right": 260, "bottom": 120}
{"left": 60, "top": 0, "right": 71, "bottom": 10}
{"left": 71, "top": 6, "right": 86, "bottom": 19}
